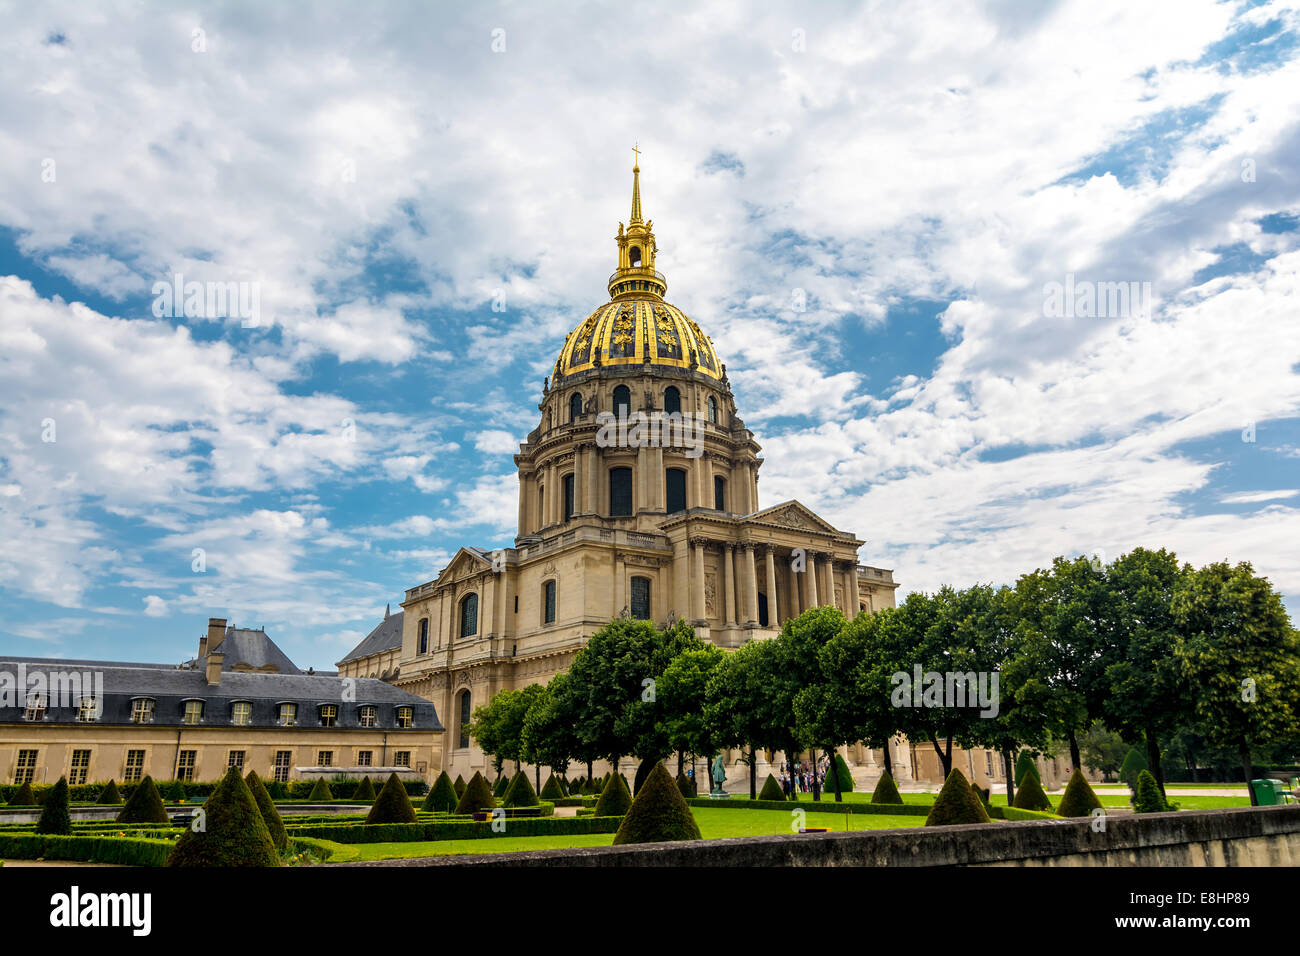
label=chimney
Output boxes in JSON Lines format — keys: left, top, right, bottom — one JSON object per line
{"left": 206, "top": 617, "right": 228, "bottom": 655}
{"left": 206, "top": 651, "right": 223, "bottom": 685}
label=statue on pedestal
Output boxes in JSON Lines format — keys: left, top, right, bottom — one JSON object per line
{"left": 710, "top": 753, "right": 728, "bottom": 798}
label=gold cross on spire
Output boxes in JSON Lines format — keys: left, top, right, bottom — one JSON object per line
{"left": 632, "top": 142, "right": 641, "bottom": 169}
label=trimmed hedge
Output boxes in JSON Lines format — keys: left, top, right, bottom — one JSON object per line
{"left": 366, "top": 773, "right": 418, "bottom": 825}
{"left": 453, "top": 775, "right": 467, "bottom": 798}
{"left": 593, "top": 771, "right": 632, "bottom": 817}
{"left": 871, "top": 771, "right": 903, "bottom": 805}
{"left": 825, "top": 753, "right": 854, "bottom": 793}
{"left": 1013, "top": 751, "right": 1040, "bottom": 787}
{"left": 502, "top": 771, "right": 539, "bottom": 809}
{"left": 1056, "top": 768, "right": 1103, "bottom": 818}
{"left": 245, "top": 771, "right": 289, "bottom": 851}
{"left": 1134, "top": 770, "right": 1169, "bottom": 813}
{"left": 36, "top": 777, "right": 73, "bottom": 835}
{"left": 676, "top": 771, "right": 695, "bottom": 799}
{"left": 166, "top": 766, "right": 279, "bottom": 867}
{"left": 1120, "top": 747, "right": 1149, "bottom": 791}
{"left": 1012, "top": 772, "right": 1054, "bottom": 813}
{"left": 97, "top": 780, "right": 122, "bottom": 805}
{"left": 614, "top": 761, "right": 701, "bottom": 845}
{"left": 285, "top": 814, "right": 624, "bottom": 843}
{"left": 306, "top": 778, "right": 334, "bottom": 801}
{"left": 118, "top": 776, "right": 170, "bottom": 824}
{"left": 0, "top": 833, "right": 173, "bottom": 866}
{"left": 540, "top": 773, "right": 565, "bottom": 801}
{"left": 492, "top": 775, "right": 510, "bottom": 798}
{"left": 7, "top": 782, "right": 36, "bottom": 806}
{"left": 685, "top": 797, "right": 930, "bottom": 817}
{"left": 925, "top": 769, "right": 990, "bottom": 827}
{"left": 454, "top": 772, "right": 495, "bottom": 815}
{"left": 988, "top": 805, "right": 1060, "bottom": 821}
{"left": 423, "top": 772, "right": 459, "bottom": 813}
{"left": 353, "top": 776, "right": 377, "bottom": 802}
{"left": 758, "top": 773, "right": 785, "bottom": 801}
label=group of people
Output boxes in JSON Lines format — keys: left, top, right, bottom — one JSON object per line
{"left": 778, "top": 756, "right": 832, "bottom": 796}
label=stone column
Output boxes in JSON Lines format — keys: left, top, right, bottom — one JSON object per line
{"left": 672, "top": 536, "right": 688, "bottom": 624}
{"left": 848, "top": 560, "right": 861, "bottom": 616}
{"left": 786, "top": 553, "right": 800, "bottom": 621}
{"left": 692, "top": 537, "right": 707, "bottom": 624}
{"left": 614, "top": 553, "right": 626, "bottom": 617}
{"left": 653, "top": 446, "right": 665, "bottom": 512}
{"left": 818, "top": 553, "right": 833, "bottom": 609}
{"left": 517, "top": 472, "right": 527, "bottom": 537}
{"left": 764, "top": 546, "right": 779, "bottom": 626}
{"left": 695, "top": 454, "right": 711, "bottom": 510}
{"left": 806, "top": 551, "right": 819, "bottom": 607}
{"left": 724, "top": 544, "right": 737, "bottom": 625}
{"left": 742, "top": 544, "right": 759, "bottom": 625}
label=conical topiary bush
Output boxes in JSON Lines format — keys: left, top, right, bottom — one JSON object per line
{"left": 540, "top": 773, "right": 565, "bottom": 800}
{"left": 36, "top": 777, "right": 72, "bottom": 835}
{"left": 307, "top": 777, "right": 333, "bottom": 801}
{"left": 96, "top": 780, "right": 122, "bottom": 805}
{"left": 758, "top": 772, "right": 785, "bottom": 801}
{"left": 871, "top": 771, "right": 903, "bottom": 805}
{"left": 925, "top": 769, "right": 991, "bottom": 826}
{"left": 1013, "top": 751, "right": 1040, "bottom": 787}
{"left": 1134, "top": 770, "right": 1168, "bottom": 813}
{"left": 492, "top": 774, "right": 509, "bottom": 798}
{"left": 353, "top": 776, "right": 377, "bottom": 801}
{"left": 826, "top": 753, "right": 854, "bottom": 793}
{"left": 8, "top": 781, "right": 36, "bottom": 806}
{"left": 613, "top": 761, "right": 702, "bottom": 845}
{"left": 1119, "top": 747, "right": 1149, "bottom": 791}
{"left": 367, "top": 772, "right": 418, "bottom": 824}
{"left": 166, "top": 766, "right": 279, "bottom": 867}
{"left": 1056, "top": 768, "right": 1103, "bottom": 817}
{"left": 117, "top": 776, "right": 169, "bottom": 824}
{"left": 502, "top": 770, "right": 539, "bottom": 808}
{"left": 454, "top": 774, "right": 467, "bottom": 798}
{"left": 676, "top": 771, "right": 694, "bottom": 799}
{"left": 453, "top": 771, "right": 495, "bottom": 815}
{"left": 593, "top": 769, "right": 632, "bottom": 817}
{"left": 423, "top": 771, "right": 459, "bottom": 813}
{"left": 1011, "top": 770, "right": 1053, "bottom": 812}
{"left": 245, "top": 770, "right": 288, "bottom": 851}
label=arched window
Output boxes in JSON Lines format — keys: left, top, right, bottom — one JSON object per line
{"left": 714, "top": 475, "right": 726, "bottom": 512}
{"left": 630, "top": 576, "right": 651, "bottom": 620}
{"left": 563, "top": 473, "right": 575, "bottom": 521}
{"left": 569, "top": 393, "right": 583, "bottom": 421}
{"left": 664, "top": 386, "right": 681, "bottom": 415}
{"left": 417, "top": 618, "right": 429, "bottom": 655}
{"left": 538, "top": 485, "right": 545, "bottom": 527}
{"left": 609, "top": 467, "right": 633, "bottom": 516}
{"left": 629, "top": 245, "right": 642, "bottom": 267}
{"left": 457, "top": 690, "right": 471, "bottom": 749}
{"left": 543, "top": 580, "right": 557, "bottom": 624}
{"left": 707, "top": 395, "right": 719, "bottom": 424}
{"left": 666, "top": 468, "right": 687, "bottom": 514}
{"left": 613, "top": 385, "right": 631, "bottom": 419}
{"left": 459, "top": 593, "right": 478, "bottom": 638}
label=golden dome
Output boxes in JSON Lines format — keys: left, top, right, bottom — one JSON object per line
{"left": 553, "top": 154, "right": 723, "bottom": 381}
{"left": 554, "top": 297, "right": 722, "bottom": 380}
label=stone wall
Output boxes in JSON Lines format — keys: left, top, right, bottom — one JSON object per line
{"left": 351, "top": 805, "right": 1300, "bottom": 867}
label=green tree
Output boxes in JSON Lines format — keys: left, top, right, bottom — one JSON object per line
{"left": 521, "top": 675, "right": 579, "bottom": 788}
{"left": 658, "top": 644, "right": 725, "bottom": 784}
{"left": 1118, "top": 746, "right": 1148, "bottom": 790}
{"left": 1173, "top": 561, "right": 1300, "bottom": 804}
{"left": 1080, "top": 721, "right": 1128, "bottom": 781}
{"left": 703, "top": 636, "right": 784, "bottom": 798}
{"left": 167, "top": 766, "right": 278, "bottom": 867}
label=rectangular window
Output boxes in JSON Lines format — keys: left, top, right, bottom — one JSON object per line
{"left": 124, "top": 750, "right": 145, "bottom": 782}
{"left": 278, "top": 703, "right": 297, "bottom": 727}
{"left": 714, "top": 475, "right": 726, "bottom": 512}
{"left": 176, "top": 750, "right": 197, "bottom": 781}
{"left": 359, "top": 705, "right": 377, "bottom": 728}
{"left": 317, "top": 751, "right": 333, "bottom": 767}
{"left": 69, "top": 749, "right": 91, "bottom": 785}
{"left": 273, "top": 750, "right": 292, "bottom": 783}
{"left": 563, "top": 473, "right": 575, "bottom": 520}
{"left": 630, "top": 576, "right": 651, "bottom": 620}
{"left": 544, "top": 580, "right": 557, "bottom": 624}
{"left": 228, "top": 751, "right": 245, "bottom": 770}
{"left": 609, "top": 467, "right": 633, "bottom": 516}
{"left": 393, "top": 751, "right": 410, "bottom": 768}
{"left": 418, "top": 618, "right": 429, "bottom": 655}
{"left": 15, "top": 749, "right": 38, "bottom": 784}
{"left": 76, "top": 697, "right": 99, "bottom": 723}
{"left": 985, "top": 751, "right": 993, "bottom": 775}
{"left": 23, "top": 693, "right": 46, "bottom": 722}
{"left": 320, "top": 704, "right": 338, "bottom": 728}
{"left": 396, "top": 706, "right": 414, "bottom": 729}
{"left": 665, "top": 468, "right": 686, "bottom": 514}
{"left": 131, "top": 699, "right": 154, "bottom": 724}
{"left": 232, "top": 701, "right": 251, "bottom": 726}
{"left": 357, "top": 750, "right": 372, "bottom": 767}
{"left": 182, "top": 700, "right": 204, "bottom": 725}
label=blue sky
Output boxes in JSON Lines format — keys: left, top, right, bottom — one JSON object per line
{"left": 0, "top": 0, "right": 1298, "bottom": 669}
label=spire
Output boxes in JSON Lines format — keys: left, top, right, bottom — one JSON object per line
{"left": 630, "top": 144, "right": 643, "bottom": 224}
{"left": 384, "top": 603, "right": 390, "bottom": 619}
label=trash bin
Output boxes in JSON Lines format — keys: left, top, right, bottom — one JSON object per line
{"left": 1250, "top": 778, "right": 1280, "bottom": 805}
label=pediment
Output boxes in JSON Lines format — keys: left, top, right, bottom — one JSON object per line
{"left": 440, "top": 547, "right": 494, "bottom": 582}
{"left": 747, "top": 500, "right": 843, "bottom": 536}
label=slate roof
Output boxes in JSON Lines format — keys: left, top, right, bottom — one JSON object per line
{"left": 0, "top": 656, "right": 442, "bottom": 732}
{"left": 338, "top": 610, "right": 405, "bottom": 665}
{"left": 206, "top": 626, "right": 302, "bottom": 674}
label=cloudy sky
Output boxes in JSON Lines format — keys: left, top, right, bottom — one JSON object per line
{"left": 1, "top": 0, "right": 1298, "bottom": 669}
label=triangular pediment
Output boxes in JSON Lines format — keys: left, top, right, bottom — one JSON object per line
{"left": 439, "top": 546, "right": 494, "bottom": 582}
{"left": 747, "top": 500, "right": 844, "bottom": 536}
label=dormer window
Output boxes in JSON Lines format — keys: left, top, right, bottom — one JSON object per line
{"left": 231, "top": 701, "right": 252, "bottom": 726}
{"left": 23, "top": 692, "right": 47, "bottom": 722}
{"left": 130, "top": 698, "right": 155, "bottom": 724}
{"left": 396, "top": 706, "right": 414, "bottom": 728}
{"left": 278, "top": 702, "right": 297, "bottom": 727}
{"left": 359, "top": 705, "right": 377, "bottom": 728}
{"left": 319, "top": 704, "right": 338, "bottom": 728}
{"left": 76, "top": 696, "right": 99, "bottom": 723}
{"left": 182, "top": 700, "right": 205, "bottom": 725}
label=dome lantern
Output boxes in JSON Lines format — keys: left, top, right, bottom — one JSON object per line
{"left": 609, "top": 146, "right": 666, "bottom": 301}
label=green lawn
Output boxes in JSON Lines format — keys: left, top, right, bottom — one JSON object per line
{"left": 322, "top": 805, "right": 924, "bottom": 861}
